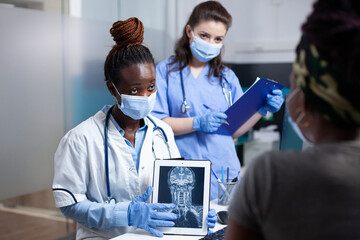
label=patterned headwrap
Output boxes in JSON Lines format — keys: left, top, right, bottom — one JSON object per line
{"left": 293, "top": 34, "right": 360, "bottom": 127}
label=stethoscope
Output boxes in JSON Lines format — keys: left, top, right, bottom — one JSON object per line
{"left": 104, "top": 105, "right": 171, "bottom": 204}
{"left": 180, "top": 70, "right": 233, "bottom": 113}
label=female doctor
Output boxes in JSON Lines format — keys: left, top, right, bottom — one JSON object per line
{"left": 52, "top": 17, "right": 217, "bottom": 239}
{"left": 151, "top": 1, "right": 284, "bottom": 200}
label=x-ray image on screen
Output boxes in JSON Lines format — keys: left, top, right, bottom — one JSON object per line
{"left": 157, "top": 166, "right": 204, "bottom": 228}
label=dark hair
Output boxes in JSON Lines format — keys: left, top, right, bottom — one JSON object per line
{"left": 168, "top": 0, "right": 232, "bottom": 77}
{"left": 298, "top": 0, "right": 360, "bottom": 126}
{"left": 104, "top": 17, "right": 155, "bottom": 85}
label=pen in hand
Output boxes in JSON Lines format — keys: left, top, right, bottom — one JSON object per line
{"left": 203, "top": 104, "right": 230, "bottom": 125}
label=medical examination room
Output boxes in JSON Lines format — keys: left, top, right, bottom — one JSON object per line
{"left": 1, "top": 0, "right": 360, "bottom": 239}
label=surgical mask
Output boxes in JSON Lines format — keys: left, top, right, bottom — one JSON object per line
{"left": 287, "top": 112, "right": 310, "bottom": 144}
{"left": 112, "top": 82, "right": 157, "bottom": 120}
{"left": 190, "top": 32, "right": 223, "bottom": 62}
{"left": 286, "top": 88, "right": 312, "bottom": 144}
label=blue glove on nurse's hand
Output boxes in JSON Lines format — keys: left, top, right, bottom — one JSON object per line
{"left": 128, "top": 186, "right": 178, "bottom": 237}
{"left": 193, "top": 111, "right": 228, "bottom": 133}
{"left": 207, "top": 209, "right": 217, "bottom": 234}
{"left": 258, "top": 89, "right": 284, "bottom": 116}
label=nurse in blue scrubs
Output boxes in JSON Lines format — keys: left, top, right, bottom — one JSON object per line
{"left": 152, "top": 1, "right": 284, "bottom": 199}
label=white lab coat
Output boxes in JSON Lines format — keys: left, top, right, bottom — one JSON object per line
{"left": 52, "top": 109, "right": 180, "bottom": 239}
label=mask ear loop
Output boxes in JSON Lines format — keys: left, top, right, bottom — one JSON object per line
{"left": 111, "top": 81, "right": 122, "bottom": 108}
{"left": 295, "top": 111, "right": 306, "bottom": 125}
{"left": 286, "top": 88, "right": 300, "bottom": 104}
{"left": 287, "top": 88, "right": 312, "bottom": 127}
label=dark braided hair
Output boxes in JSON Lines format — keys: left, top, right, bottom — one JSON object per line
{"left": 302, "top": 0, "right": 360, "bottom": 91}
{"left": 294, "top": 0, "right": 360, "bottom": 127}
{"left": 168, "top": 1, "right": 232, "bottom": 78}
{"left": 104, "top": 17, "right": 155, "bottom": 85}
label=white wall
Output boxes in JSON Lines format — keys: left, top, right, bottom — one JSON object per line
{"left": 221, "top": 0, "right": 315, "bottom": 63}
{"left": 0, "top": 5, "right": 113, "bottom": 200}
{"left": 0, "top": 6, "right": 64, "bottom": 199}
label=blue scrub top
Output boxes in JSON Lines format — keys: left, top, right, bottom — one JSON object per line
{"left": 151, "top": 58, "right": 243, "bottom": 200}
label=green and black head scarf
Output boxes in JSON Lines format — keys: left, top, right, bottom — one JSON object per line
{"left": 293, "top": 34, "right": 360, "bottom": 127}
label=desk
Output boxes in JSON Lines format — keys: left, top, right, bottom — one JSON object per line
{"left": 111, "top": 200, "right": 228, "bottom": 240}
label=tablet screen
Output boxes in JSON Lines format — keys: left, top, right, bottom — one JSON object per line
{"left": 152, "top": 159, "right": 211, "bottom": 236}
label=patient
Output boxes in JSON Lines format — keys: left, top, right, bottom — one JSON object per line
{"left": 225, "top": 0, "right": 360, "bottom": 239}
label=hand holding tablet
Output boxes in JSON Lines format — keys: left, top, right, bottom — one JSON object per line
{"left": 128, "top": 186, "right": 178, "bottom": 237}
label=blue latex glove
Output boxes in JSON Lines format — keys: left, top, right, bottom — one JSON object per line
{"left": 207, "top": 209, "right": 217, "bottom": 234}
{"left": 60, "top": 199, "right": 129, "bottom": 230}
{"left": 193, "top": 111, "right": 228, "bottom": 133}
{"left": 128, "top": 186, "right": 178, "bottom": 237}
{"left": 258, "top": 89, "right": 284, "bottom": 116}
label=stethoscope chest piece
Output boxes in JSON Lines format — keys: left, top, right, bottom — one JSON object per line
{"left": 105, "top": 197, "right": 116, "bottom": 204}
{"left": 181, "top": 100, "right": 190, "bottom": 113}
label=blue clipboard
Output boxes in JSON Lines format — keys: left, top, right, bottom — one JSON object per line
{"left": 215, "top": 77, "right": 285, "bottom": 136}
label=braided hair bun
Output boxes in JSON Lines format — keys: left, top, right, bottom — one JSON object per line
{"left": 104, "top": 17, "right": 154, "bottom": 85}
{"left": 110, "top": 17, "right": 144, "bottom": 49}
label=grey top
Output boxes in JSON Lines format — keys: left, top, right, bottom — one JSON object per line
{"left": 228, "top": 141, "right": 360, "bottom": 240}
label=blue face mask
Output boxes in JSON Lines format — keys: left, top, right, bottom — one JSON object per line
{"left": 190, "top": 32, "right": 223, "bottom": 62}
{"left": 287, "top": 112, "right": 310, "bottom": 144}
{"left": 112, "top": 82, "right": 157, "bottom": 120}
{"left": 286, "top": 88, "right": 312, "bottom": 145}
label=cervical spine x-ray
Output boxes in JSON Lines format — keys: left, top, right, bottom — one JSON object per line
{"left": 158, "top": 166, "right": 204, "bottom": 228}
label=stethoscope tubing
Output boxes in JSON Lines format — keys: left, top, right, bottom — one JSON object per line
{"left": 104, "top": 105, "right": 113, "bottom": 200}
{"left": 104, "top": 105, "right": 170, "bottom": 203}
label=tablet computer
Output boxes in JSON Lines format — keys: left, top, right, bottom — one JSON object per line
{"left": 152, "top": 159, "right": 211, "bottom": 236}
